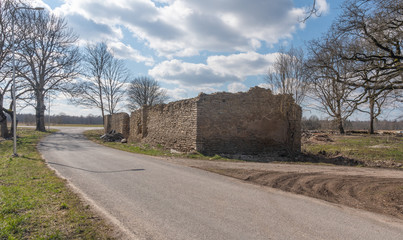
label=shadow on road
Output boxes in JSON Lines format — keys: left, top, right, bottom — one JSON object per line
{"left": 48, "top": 162, "right": 145, "bottom": 174}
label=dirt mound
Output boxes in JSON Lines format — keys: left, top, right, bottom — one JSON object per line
{"left": 302, "top": 132, "right": 334, "bottom": 144}
{"left": 206, "top": 168, "right": 403, "bottom": 220}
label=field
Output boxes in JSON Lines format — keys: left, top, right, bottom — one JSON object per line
{"left": 301, "top": 132, "right": 403, "bottom": 168}
{"left": 0, "top": 129, "right": 115, "bottom": 239}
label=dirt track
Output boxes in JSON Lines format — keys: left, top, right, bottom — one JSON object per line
{"left": 164, "top": 158, "right": 403, "bottom": 220}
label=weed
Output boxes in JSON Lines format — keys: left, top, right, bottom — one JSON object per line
{"left": 60, "top": 203, "right": 69, "bottom": 210}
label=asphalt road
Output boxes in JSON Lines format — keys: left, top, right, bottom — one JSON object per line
{"left": 39, "top": 127, "right": 403, "bottom": 240}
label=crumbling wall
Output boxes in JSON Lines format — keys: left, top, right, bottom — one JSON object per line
{"left": 129, "top": 99, "right": 198, "bottom": 152}
{"left": 128, "top": 107, "right": 150, "bottom": 143}
{"left": 107, "top": 87, "right": 301, "bottom": 155}
{"left": 196, "top": 87, "right": 301, "bottom": 155}
{"left": 104, "top": 115, "right": 111, "bottom": 134}
{"left": 104, "top": 112, "right": 130, "bottom": 139}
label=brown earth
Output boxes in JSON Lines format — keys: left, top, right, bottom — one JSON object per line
{"left": 162, "top": 157, "right": 403, "bottom": 220}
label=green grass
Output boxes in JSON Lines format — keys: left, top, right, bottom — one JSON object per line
{"left": 303, "top": 134, "right": 403, "bottom": 163}
{"left": 84, "top": 129, "right": 232, "bottom": 161}
{"left": 0, "top": 128, "right": 114, "bottom": 239}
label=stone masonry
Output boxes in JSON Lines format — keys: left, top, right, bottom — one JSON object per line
{"left": 104, "top": 87, "right": 301, "bottom": 155}
{"left": 104, "top": 112, "right": 130, "bottom": 139}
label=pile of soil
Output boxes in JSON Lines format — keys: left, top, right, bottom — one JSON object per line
{"left": 164, "top": 157, "right": 403, "bottom": 221}
{"left": 303, "top": 133, "right": 334, "bottom": 144}
{"left": 203, "top": 168, "right": 403, "bottom": 220}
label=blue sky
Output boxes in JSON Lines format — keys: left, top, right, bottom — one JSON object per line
{"left": 29, "top": 0, "right": 349, "bottom": 117}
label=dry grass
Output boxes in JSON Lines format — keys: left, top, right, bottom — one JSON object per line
{"left": 303, "top": 133, "right": 403, "bottom": 164}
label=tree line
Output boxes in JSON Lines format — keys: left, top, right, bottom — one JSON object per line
{"left": 14, "top": 113, "right": 103, "bottom": 125}
{"left": 302, "top": 115, "right": 403, "bottom": 132}
{"left": 266, "top": 0, "right": 402, "bottom": 134}
{"left": 0, "top": 0, "right": 167, "bottom": 138}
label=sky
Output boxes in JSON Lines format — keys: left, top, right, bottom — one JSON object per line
{"left": 23, "top": 0, "right": 356, "bottom": 118}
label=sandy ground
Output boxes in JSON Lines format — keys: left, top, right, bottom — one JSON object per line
{"left": 162, "top": 157, "right": 403, "bottom": 220}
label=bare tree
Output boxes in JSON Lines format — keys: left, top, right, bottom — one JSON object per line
{"left": 306, "top": 37, "right": 360, "bottom": 134}
{"left": 0, "top": 0, "right": 30, "bottom": 137}
{"left": 103, "top": 58, "right": 129, "bottom": 114}
{"left": 17, "top": 9, "right": 80, "bottom": 131}
{"left": 70, "top": 42, "right": 128, "bottom": 119}
{"left": 266, "top": 46, "right": 309, "bottom": 105}
{"left": 0, "top": 0, "right": 13, "bottom": 138}
{"left": 127, "top": 76, "right": 168, "bottom": 110}
{"left": 334, "top": 0, "right": 403, "bottom": 90}
{"left": 301, "top": 0, "right": 321, "bottom": 22}
{"left": 77, "top": 42, "right": 111, "bottom": 120}
{"left": 355, "top": 68, "right": 393, "bottom": 134}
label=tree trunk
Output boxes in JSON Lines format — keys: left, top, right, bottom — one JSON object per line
{"left": 97, "top": 77, "right": 105, "bottom": 124}
{"left": 2, "top": 107, "right": 14, "bottom": 138}
{"left": 369, "top": 97, "right": 375, "bottom": 134}
{"left": 0, "top": 116, "right": 9, "bottom": 138}
{"left": 36, "top": 92, "right": 46, "bottom": 131}
{"left": 337, "top": 116, "right": 345, "bottom": 134}
{"left": 0, "top": 96, "right": 10, "bottom": 138}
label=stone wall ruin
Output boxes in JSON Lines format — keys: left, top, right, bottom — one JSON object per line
{"left": 104, "top": 112, "right": 130, "bottom": 139}
{"left": 104, "top": 87, "right": 301, "bottom": 155}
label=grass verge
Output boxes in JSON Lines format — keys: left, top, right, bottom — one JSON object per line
{"left": 0, "top": 128, "right": 115, "bottom": 239}
{"left": 302, "top": 134, "right": 403, "bottom": 164}
{"left": 84, "top": 129, "right": 232, "bottom": 161}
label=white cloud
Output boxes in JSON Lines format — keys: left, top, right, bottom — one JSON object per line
{"left": 65, "top": 13, "right": 123, "bottom": 43}
{"left": 228, "top": 82, "right": 248, "bottom": 93}
{"left": 257, "top": 83, "right": 272, "bottom": 89}
{"left": 164, "top": 88, "right": 188, "bottom": 100}
{"left": 149, "top": 52, "right": 277, "bottom": 87}
{"left": 51, "top": 0, "right": 310, "bottom": 57}
{"left": 149, "top": 59, "right": 238, "bottom": 87}
{"left": 108, "top": 42, "right": 155, "bottom": 66}
{"left": 316, "top": 0, "right": 330, "bottom": 15}
{"left": 207, "top": 52, "right": 277, "bottom": 78}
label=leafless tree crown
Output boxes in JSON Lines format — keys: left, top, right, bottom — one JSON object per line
{"left": 70, "top": 42, "right": 128, "bottom": 118}
{"left": 266, "top": 46, "right": 309, "bottom": 105}
{"left": 335, "top": 0, "right": 403, "bottom": 90}
{"left": 17, "top": 9, "right": 80, "bottom": 131}
{"left": 127, "top": 76, "right": 168, "bottom": 111}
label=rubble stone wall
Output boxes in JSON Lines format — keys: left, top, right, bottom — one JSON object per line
{"left": 196, "top": 87, "right": 301, "bottom": 155}
{"left": 106, "top": 87, "right": 301, "bottom": 155}
{"left": 129, "top": 99, "right": 198, "bottom": 152}
{"left": 104, "top": 112, "right": 130, "bottom": 139}
{"left": 104, "top": 115, "right": 111, "bottom": 134}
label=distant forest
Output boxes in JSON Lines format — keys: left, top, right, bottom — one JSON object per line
{"left": 15, "top": 114, "right": 103, "bottom": 125}
{"left": 11, "top": 113, "right": 403, "bottom": 131}
{"left": 302, "top": 117, "right": 403, "bottom": 132}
